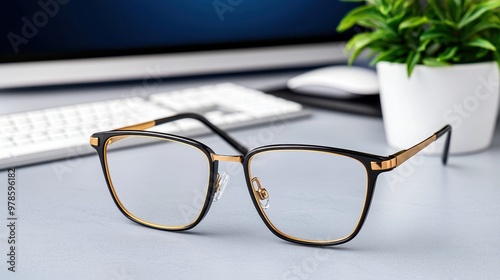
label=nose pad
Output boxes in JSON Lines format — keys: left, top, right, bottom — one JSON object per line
{"left": 213, "top": 173, "right": 229, "bottom": 202}
{"left": 251, "top": 177, "right": 270, "bottom": 209}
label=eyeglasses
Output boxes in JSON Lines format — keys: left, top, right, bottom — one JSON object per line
{"left": 90, "top": 113, "right": 451, "bottom": 246}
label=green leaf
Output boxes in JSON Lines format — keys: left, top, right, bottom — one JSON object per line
{"left": 417, "top": 38, "right": 432, "bottom": 52}
{"left": 337, "top": 5, "right": 382, "bottom": 32}
{"left": 462, "top": 22, "right": 500, "bottom": 39}
{"left": 420, "top": 29, "right": 457, "bottom": 42}
{"left": 429, "top": 0, "right": 446, "bottom": 21}
{"left": 387, "top": 12, "right": 406, "bottom": 29}
{"left": 399, "top": 16, "right": 429, "bottom": 31}
{"left": 378, "top": 2, "right": 391, "bottom": 16}
{"left": 423, "top": 58, "right": 451, "bottom": 66}
{"left": 458, "top": 1, "right": 500, "bottom": 29}
{"left": 452, "top": 55, "right": 462, "bottom": 62}
{"left": 357, "top": 19, "right": 399, "bottom": 36}
{"left": 437, "top": 46, "right": 459, "bottom": 61}
{"left": 475, "top": 48, "right": 490, "bottom": 59}
{"left": 345, "top": 31, "right": 389, "bottom": 64}
{"left": 370, "top": 47, "right": 409, "bottom": 65}
{"left": 392, "top": 0, "right": 407, "bottom": 13}
{"left": 465, "top": 38, "right": 497, "bottom": 51}
{"left": 446, "top": 0, "right": 464, "bottom": 23}
{"left": 406, "top": 50, "right": 421, "bottom": 77}
{"left": 444, "top": 0, "right": 457, "bottom": 22}
{"left": 426, "top": 42, "right": 442, "bottom": 57}
{"left": 452, "top": 0, "right": 463, "bottom": 22}
{"left": 444, "top": 19, "right": 459, "bottom": 29}
{"left": 346, "top": 32, "right": 369, "bottom": 50}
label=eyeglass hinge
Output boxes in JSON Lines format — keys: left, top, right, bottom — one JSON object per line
{"left": 90, "top": 137, "right": 99, "bottom": 147}
{"left": 370, "top": 157, "right": 397, "bottom": 171}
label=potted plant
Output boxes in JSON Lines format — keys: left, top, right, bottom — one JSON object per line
{"left": 337, "top": 0, "right": 500, "bottom": 154}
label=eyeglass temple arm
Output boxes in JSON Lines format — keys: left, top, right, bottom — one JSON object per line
{"left": 116, "top": 113, "right": 248, "bottom": 154}
{"left": 371, "top": 125, "right": 452, "bottom": 171}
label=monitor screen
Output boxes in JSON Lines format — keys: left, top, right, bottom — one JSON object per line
{"left": 0, "top": 0, "right": 361, "bottom": 63}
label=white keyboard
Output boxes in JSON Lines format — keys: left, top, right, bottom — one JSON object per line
{"left": 0, "top": 83, "right": 308, "bottom": 169}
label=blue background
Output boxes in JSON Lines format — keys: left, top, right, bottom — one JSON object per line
{"left": 0, "top": 0, "right": 359, "bottom": 60}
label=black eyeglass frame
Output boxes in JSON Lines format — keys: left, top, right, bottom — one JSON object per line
{"left": 90, "top": 113, "right": 451, "bottom": 246}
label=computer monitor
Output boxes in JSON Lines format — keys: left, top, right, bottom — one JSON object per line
{"left": 0, "top": 1, "right": 361, "bottom": 88}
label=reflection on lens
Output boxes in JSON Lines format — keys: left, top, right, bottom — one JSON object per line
{"left": 248, "top": 150, "right": 368, "bottom": 242}
{"left": 104, "top": 135, "right": 210, "bottom": 229}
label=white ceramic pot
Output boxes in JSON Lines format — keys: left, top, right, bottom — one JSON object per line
{"left": 377, "top": 61, "right": 500, "bottom": 154}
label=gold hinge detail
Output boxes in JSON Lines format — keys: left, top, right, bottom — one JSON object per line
{"left": 90, "top": 137, "right": 99, "bottom": 147}
{"left": 371, "top": 158, "right": 397, "bottom": 171}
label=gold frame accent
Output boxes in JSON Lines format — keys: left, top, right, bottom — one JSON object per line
{"left": 103, "top": 135, "right": 212, "bottom": 231}
{"left": 371, "top": 134, "right": 437, "bottom": 171}
{"left": 91, "top": 120, "right": 158, "bottom": 146}
{"left": 116, "top": 120, "right": 156, "bottom": 131}
{"left": 90, "top": 137, "right": 99, "bottom": 147}
{"left": 211, "top": 154, "right": 243, "bottom": 163}
{"left": 370, "top": 158, "right": 397, "bottom": 170}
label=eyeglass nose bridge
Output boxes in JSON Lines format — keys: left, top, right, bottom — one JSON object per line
{"left": 210, "top": 153, "right": 243, "bottom": 163}
{"left": 210, "top": 154, "right": 242, "bottom": 203}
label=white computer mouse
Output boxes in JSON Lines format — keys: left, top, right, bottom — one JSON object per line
{"left": 287, "top": 66, "right": 379, "bottom": 99}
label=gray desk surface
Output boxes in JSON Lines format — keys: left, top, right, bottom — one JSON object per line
{"left": 1, "top": 72, "right": 499, "bottom": 279}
